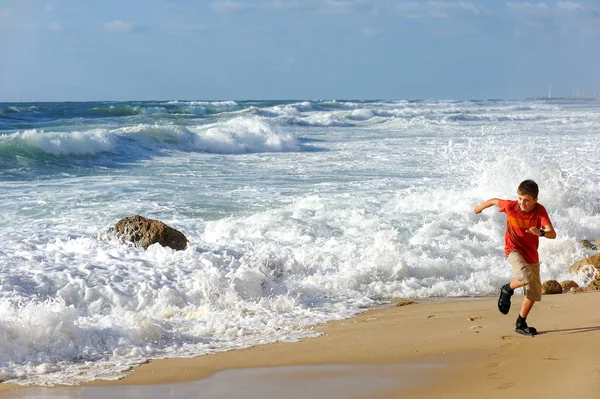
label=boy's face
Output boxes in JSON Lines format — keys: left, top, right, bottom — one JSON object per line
{"left": 517, "top": 193, "right": 538, "bottom": 213}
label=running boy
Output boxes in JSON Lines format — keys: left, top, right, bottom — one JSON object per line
{"left": 474, "top": 179, "right": 556, "bottom": 336}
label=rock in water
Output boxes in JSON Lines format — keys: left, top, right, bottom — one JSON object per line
{"left": 580, "top": 239, "right": 597, "bottom": 250}
{"left": 110, "top": 215, "right": 188, "bottom": 250}
{"left": 568, "top": 253, "right": 600, "bottom": 274}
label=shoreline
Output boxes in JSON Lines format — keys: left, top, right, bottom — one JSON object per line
{"left": 2, "top": 291, "right": 600, "bottom": 398}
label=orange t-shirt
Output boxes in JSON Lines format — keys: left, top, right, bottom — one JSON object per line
{"left": 498, "top": 200, "right": 551, "bottom": 264}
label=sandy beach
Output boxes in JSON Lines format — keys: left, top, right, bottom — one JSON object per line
{"left": 2, "top": 290, "right": 599, "bottom": 398}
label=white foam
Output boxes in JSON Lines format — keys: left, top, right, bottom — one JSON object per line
{"left": 191, "top": 116, "right": 299, "bottom": 153}
{"left": 0, "top": 119, "right": 300, "bottom": 161}
{"left": 1, "top": 129, "right": 115, "bottom": 156}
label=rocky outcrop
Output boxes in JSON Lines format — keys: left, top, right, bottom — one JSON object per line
{"left": 580, "top": 239, "right": 597, "bottom": 250}
{"left": 569, "top": 287, "right": 587, "bottom": 293}
{"left": 568, "top": 253, "right": 600, "bottom": 274}
{"left": 578, "top": 237, "right": 600, "bottom": 250}
{"left": 110, "top": 215, "right": 188, "bottom": 250}
{"left": 542, "top": 280, "right": 562, "bottom": 295}
{"left": 560, "top": 280, "right": 579, "bottom": 292}
{"left": 568, "top": 239, "right": 600, "bottom": 290}
{"left": 587, "top": 279, "right": 600, "bottom": 291}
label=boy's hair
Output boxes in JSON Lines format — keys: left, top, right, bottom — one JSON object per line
{"left": 518, "top": 179, "right": 539, "bottom": 198}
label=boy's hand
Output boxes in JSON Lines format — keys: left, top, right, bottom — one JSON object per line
{"left": 473, "top": 199, "right": 499, "bottom": 215}
{"left": 526, "top": 226, "right": 543, "bottom": 236}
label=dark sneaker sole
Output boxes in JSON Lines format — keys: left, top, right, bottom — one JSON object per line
{"left": 498, "top": 287, "right": 512, "bottom": 315}
{"left": 515, "top": 327, "right": 537, "bottom": 336}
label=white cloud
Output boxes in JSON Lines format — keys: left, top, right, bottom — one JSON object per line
{"left": 210, "top": 0, "right": 303, "bottom": 13}
{"left": 506, "top": 2, "right": 548, "bottom": 12}
{"left": 319, "top": 1, "right": 354, "bottom": 14}
{"left": 506, "top": 1, "right": 598, "bottom": 38}
{"left": 210, "top": 1, "right": 250, "bottom": 13}
{"left": 430, "top": 1, "right": 487, "bottom": 15}
{"left": 556, "top": 2, "right": 585, "bottom": 11}
{"left": 394, "top": 2, "right": 427, "bottom": 19}
{"left": 264, "top": 0, "right": 303, "bottom": 10}
{"left": 102, "top": 20, "right": 135, "bottom": 32}
{"left": 396, "top": 1, "right": 489, "bottom": 19}
{"left": 210, "top": 0, "right": 379, "bottom": 14}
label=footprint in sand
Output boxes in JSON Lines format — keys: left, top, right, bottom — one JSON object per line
{"left": 497, "top": 382, "right": 515, "bottom": 390}
{"left": 427, "top": 314, "right": 436, "bottom": 318}
{"left": 487, "top": 372, "right": 504, "bottom": 380}
{"left": 467, "top": 316, "right": 485, "bottom": 321}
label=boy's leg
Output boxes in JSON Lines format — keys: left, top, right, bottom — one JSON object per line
{"left": 506, "top": 252, "right": 541, "bottom": 335}
{"left": 504, "top": 278, "right": 534, "bottom": 318}
{"left": 518, "top": 295, "right": 535, "bottom": 319}
{"left": 497, "top": 252, "right": 525, "bottom": 315}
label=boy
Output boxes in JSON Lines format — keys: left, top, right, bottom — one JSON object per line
{"left": 474, "top": 179, "right": 556, "bottom": 336}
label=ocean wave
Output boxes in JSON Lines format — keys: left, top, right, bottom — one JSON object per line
{"left": 292, "top": 113, "right": 353, "bottom": 127}
{"left": 87, "top": 105, "right": 144, "bottom": 117}
{"left": 0, "top": 105, "right": 40, "bottom": 115}
{"left": 191, "top": 117, "right": 299, "bottom": 153}
{"left": 444, "top": 113, "right": 548, "bottom": 122}
{"left": 317, "top": 100, "right": 410, "bottom": 110}
{"left": 0, "top": 129, "right": 116, "bottom": 157}
{"left": 0, "top": 117, "right": 300, "bottom": 166}
{"left": 258, "top": 101, "right": 322, "bottom": 118}
{"left": 165, "top": 101, "right": 242, "bottom": 116}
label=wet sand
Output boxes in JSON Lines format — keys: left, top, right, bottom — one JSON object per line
{"left": 2, "top": 291, "right": 599, "bottom": 398}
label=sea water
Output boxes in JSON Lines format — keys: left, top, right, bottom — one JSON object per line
{"left": 1, "top": 99, "right": 599, "bottom": 385}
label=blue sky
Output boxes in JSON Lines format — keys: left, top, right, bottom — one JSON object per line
{"left": 1, "top": 0, "right": 598, "bottom": 101}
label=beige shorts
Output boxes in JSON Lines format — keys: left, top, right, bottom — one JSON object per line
{"left": 507, "top": 251, "right": 542, "bottom": 302}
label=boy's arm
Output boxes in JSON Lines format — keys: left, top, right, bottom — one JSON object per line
{"left": 474, "top": 198, "right": 500, "bottom": 214}
{"left": 527, "top": 223, "right": 557, "bottom": 239}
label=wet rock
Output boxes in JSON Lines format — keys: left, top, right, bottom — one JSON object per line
{"left": 569, "top": 287, "right": 587, "bottom": 293}
{"left": 580, "top": 239, "right": 597, "bottom": 250}
{"left": 541, "top": 280, "right": 562, "bottom": 295}
{"left": 568, "top": 253, "right": 600, "bottom": 274}
{"left": 560, "top": 280, "right": 579, "bottom": 292}
{"left": 110, "top": 215, "right": 188, "bottom": 250}
{"left": 587, "top": 279, "right": 600, "bottom": 291}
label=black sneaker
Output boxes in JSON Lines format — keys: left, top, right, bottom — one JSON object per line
{"left": 515, "top": 320, "right": 537, "bottom": 336}
{"left": 497, "top": 284, "right": 513, "bottom": 315}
